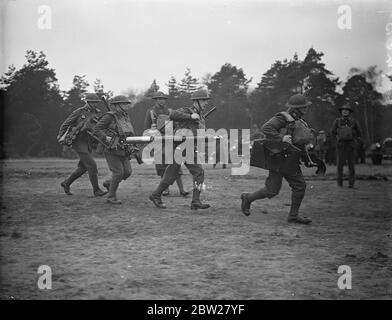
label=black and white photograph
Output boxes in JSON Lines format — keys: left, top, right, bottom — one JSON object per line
{"left": 0, "top": 0, "right": 391, "bottom": 304}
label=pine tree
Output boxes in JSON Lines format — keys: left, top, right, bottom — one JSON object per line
{"left": 207, "top": 63, "right": 251, "bottom": 129}
{"left": 178, "top": 68, "right": 200, "bottom": 94}
{"left": 93, "top": 78, "right": 113, "bottom": 100}
{"left": 167, "top": 76, "right": 179, "bottom": 97}
{"left": 0, "top": 50, "right": 65, "bottom": 156}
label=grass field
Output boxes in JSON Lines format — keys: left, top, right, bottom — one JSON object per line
{"left": 0, "top": 158, "right": 391, "bottom": 299}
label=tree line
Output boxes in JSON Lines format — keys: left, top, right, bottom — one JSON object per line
{"left": 1, "top": 48, "right": 391, "bottom": 158}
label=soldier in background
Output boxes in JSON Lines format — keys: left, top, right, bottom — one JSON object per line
{"left": 144, "top": 91, "right": 189, "bottom": 197}
{"left": 149, "top": 89, "right": 211, "bottom": 210}
{"left": 331, "top": 103, "right": 362, "bottom": 188}
{"left": 93, "top": 95, "right": 135, "bottom": 204}
{"left": 241, "top": 94, "right": 313, "bottom": 224}
{"left": 57, "top": 93, "right": 107, "bottom": 197}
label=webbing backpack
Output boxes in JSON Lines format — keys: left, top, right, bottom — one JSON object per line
{"left": 150, "top": 109, "right": 172, "bottom": 133}
{"left": 279, "top": 112, "right": 314, "bottom": 146}
{"left": 337, "top": 118, "right": 353, "bottom": 140}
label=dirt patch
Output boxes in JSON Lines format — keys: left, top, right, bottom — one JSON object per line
{"left": 0, "top": 159, "right": 391, "bottom": 299}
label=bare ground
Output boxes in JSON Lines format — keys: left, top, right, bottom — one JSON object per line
{"left": 0, "top": 158, "right": 391, "bottom": 300}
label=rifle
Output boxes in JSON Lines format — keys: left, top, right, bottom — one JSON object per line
{"left": 202, "top": 105, "right": 217, "bottom": 119}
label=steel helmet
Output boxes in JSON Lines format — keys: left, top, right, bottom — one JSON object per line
{"left": 339, "top": 103, "right": 354, "bottom": 112}
{"left": 191, "top": 89, "right": 210, "bottom": 100}
{"left": 285, "top": 94, "right": 312, "bottom": 108}
{"left": 151, "top": 91, "right": 168, "bottom": 99}
{"left": 109, "top": 95, "right": 131, "bottom": 105}
{"left": 85, "top": 93, "right": 101, "bottom": 102}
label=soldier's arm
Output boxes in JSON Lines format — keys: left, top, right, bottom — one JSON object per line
{"left": 261, "top": 114, "right": 287, "bottom": 141}
{"left": 93, "top": 113, "right": 114, "bottom": 140}
{"left": 170, "top": 108, "right": 193, "bottom": 121}
{"left": 58, "top": 108, "right": 81, "bottom": 137}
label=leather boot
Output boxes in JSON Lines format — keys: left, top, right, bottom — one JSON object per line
{"left": 191, "top": 189, "right": 210, "bottom": 210}
{"left": 149, "top": 182, "right": 170, "bottom": 209}
{"left": 89, "top": 174, "right": 107, "bottom": 197}
{"left": 107, "top": 197, "right": 122, "bottom": 205}
{"left": 287, "top": 216, "right": 312, "bottom": 224}
{"left": 61, "top": 167, "right": 85, "bottom": 195}
{"left": 240, "top": 193, "right": 251, "bottom": 216}
{"left": 106, "top": 178, "right": 122, "bottom": 205}
{"left": 107, "top": 178, "right": 120, "bottom": 199}
{"left": 288, "top": 194, "right": 311, "bottom": 224}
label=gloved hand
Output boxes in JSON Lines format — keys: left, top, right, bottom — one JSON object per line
{"left": 191, "top": 113, "right": 200, "bottom": 120}
{"left": 282, "top": 135, "right": 292, "bottom": 144}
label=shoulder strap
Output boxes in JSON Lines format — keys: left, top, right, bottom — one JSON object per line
{"left": 339, "top": 117, "right": 352, "bottom": 127}
{"left": 339, "top": 118, "right": 343, "bottom": 127}
{"left": 150, "top": 109, "right": 157, "bottom": 123}
{"left": 106, "top": 112, "right": 125, "bottom": 137}
{"left": 279, "top": 111, "right": 295, "bottom": 123}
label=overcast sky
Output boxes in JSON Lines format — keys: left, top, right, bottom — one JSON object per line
{"left": 2, "top": 0, "right": 391, "bottom": 94}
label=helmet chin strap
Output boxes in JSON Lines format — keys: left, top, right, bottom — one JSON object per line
{"left": 196, "top": 100, "right": 207, "bottom": 113}
{"left": 289, "top": 108, "right": 301, "bottom": 119}
{"left": 86, "top": 102, "right": 92, "bottom": 112}
{"left": 197, "top": 100, "right": 202, "bottom": 112}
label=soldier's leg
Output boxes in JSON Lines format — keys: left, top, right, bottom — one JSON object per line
{"left": 104, "top": 152, "right": 124, "bottom": 204}
{"left": 285, "top": 170, "right": 310, "bottom": 224}
{"left": 78, "top": 151, "right": 106, "bottom": 196}
{"left": 155, "top": 164, "right": 167, "bottom": 178}
{"left": 248, "top": 170, "right": 283, "bottom": 201}
{"left": 185, "top": 163, "right": 209, "bottom": 209}
{"left": 175, "top": 167, "right": 189, "bottom": 196}
{"left": 241, "top": 170, "right": 283, "bottom": 216}
{"left": 284, "top": 169, "right": 308, "bottom": 216}
{"left": 157, "top": 142, "right": 170, "bottom": 195}
{"left": 60, "top": 156, "right": 87, "bottom": 195}
{"left": 150, "top": 163, "right": 181, "bottom": 208}
{"left": 347, "top": 145, "right": 356, "bottom": 188}
{"left": 336, "top": 144, "right": 345, "bottom": 186}
{"left": 122, "top": 156, "right": 132, "bottom": 181}
{"left": 156, "top": 164, "right": 170, "bottom": 196}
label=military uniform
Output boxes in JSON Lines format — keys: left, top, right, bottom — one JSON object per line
{"left": 149, "top": 89, "right": 211, "bottom": 210}
{"left": 144, "top": 93, "right": 187, "bottom": 196}
{"left": 58, "top": 94, "right": 106, "bottom": 196}
{"left": 241, "top": 94, "right": 313, "bottom": 224}
{"left": 93, "top": 96, "right": 134, "bottom": 204}
{"left": 331, "top": 104, "right": 361, "bottom": 188}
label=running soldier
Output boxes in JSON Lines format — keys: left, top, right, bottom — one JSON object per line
{"left": 241, "top": 94, "right": 314, "bottom": 224}
{"left": 57, "top": 93, "right": 107, "bottom": 197}
{"left": 144, "top": 91, "right": 189, "bottom": 197}
{"left": 93, "top": 95, "right": 135, "bottom": 204}
{"left": 149, "top": 89, "right": 211, "bottom": 210}
{"left": 331, "top": 103, "right": 362, "bottom": 188}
